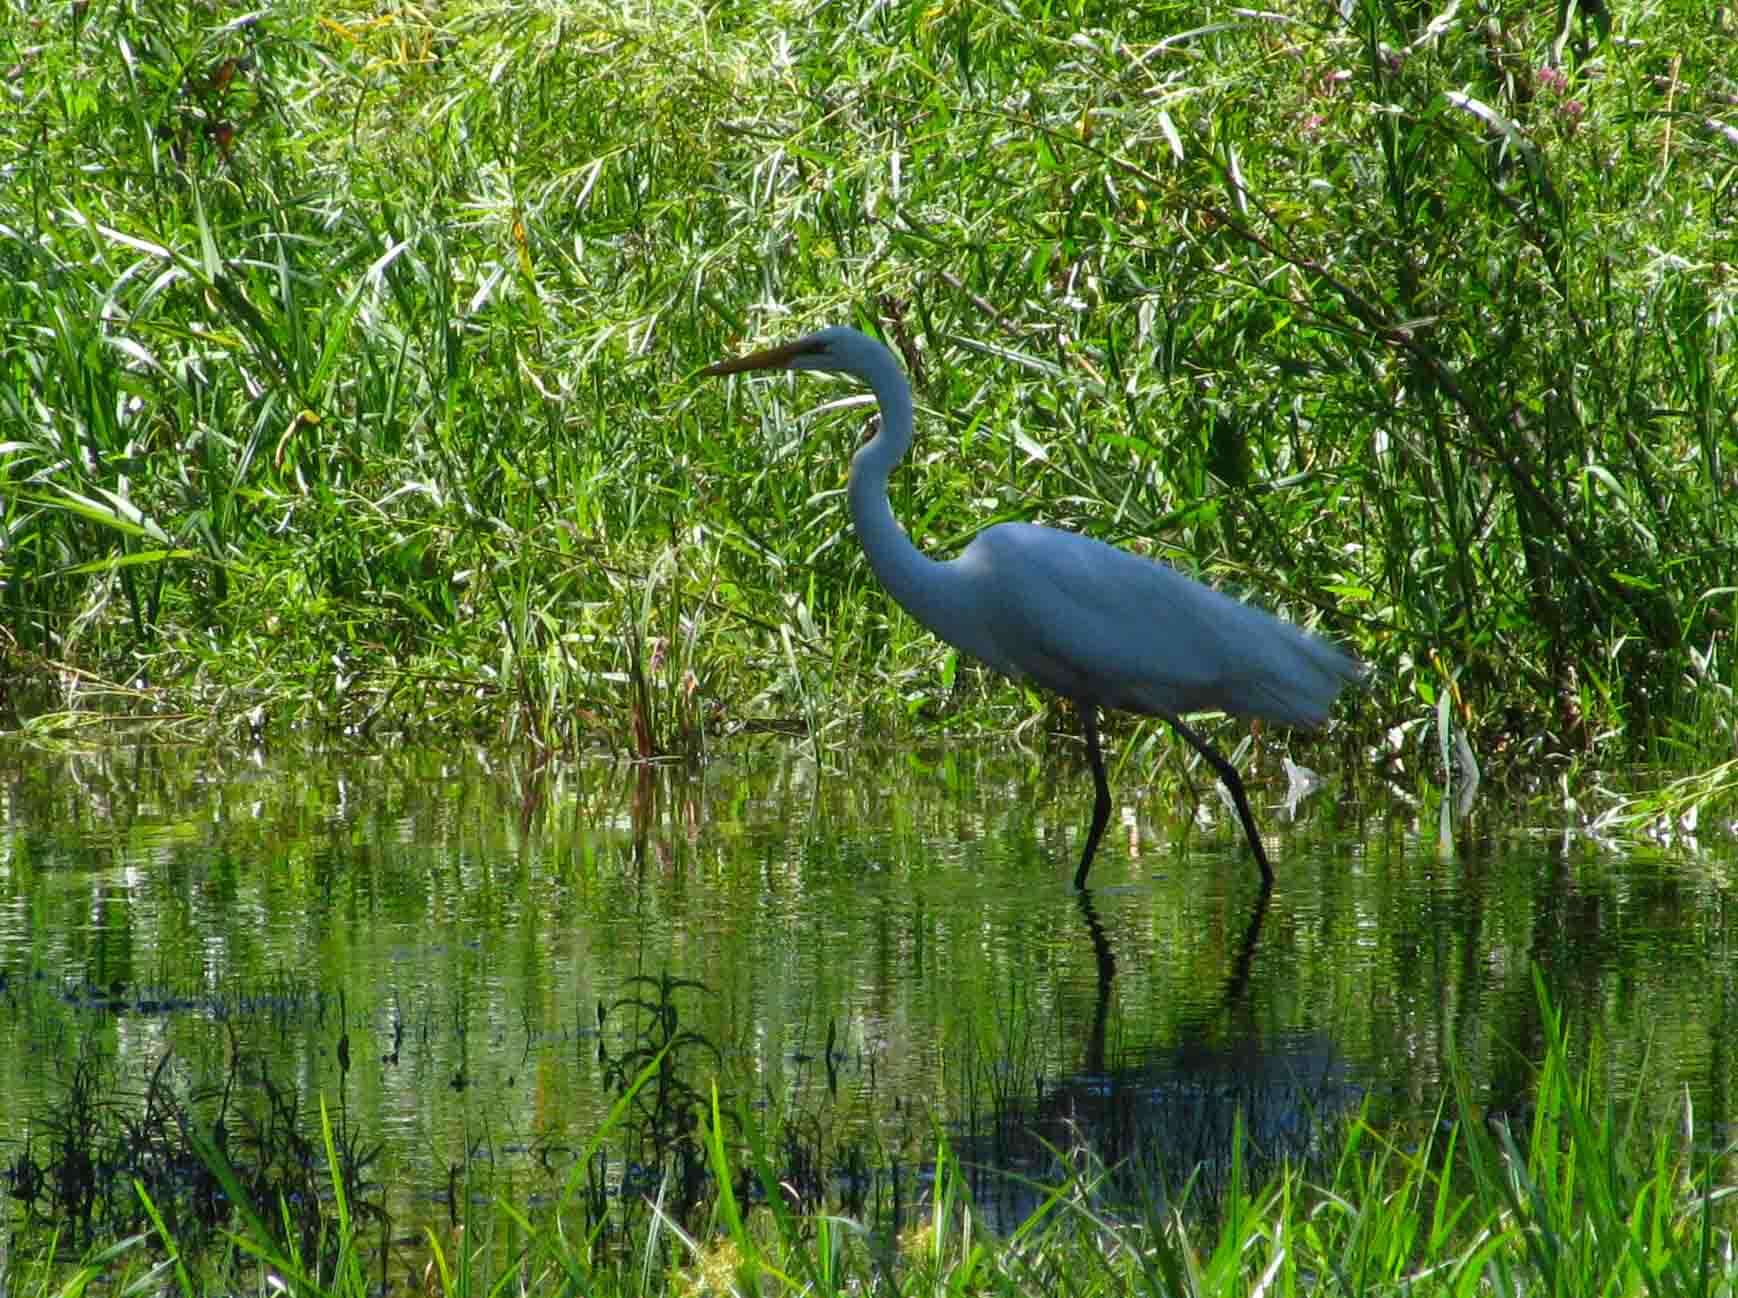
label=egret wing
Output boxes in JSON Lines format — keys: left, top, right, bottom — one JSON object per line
{"left": 958, "top": 523, "right": 1357, "bottom": 726}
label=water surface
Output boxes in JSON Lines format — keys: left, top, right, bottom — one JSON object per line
{"left": 2, "top": 739, "right": 1732, "bottom": 1233}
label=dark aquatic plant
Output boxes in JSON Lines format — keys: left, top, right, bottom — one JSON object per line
{"left": 597, "top": 973, "right": 725, "bottom": 1233}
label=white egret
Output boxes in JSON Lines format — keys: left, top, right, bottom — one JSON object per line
{"left": 704, "top": 325, "right": 1359, "bottom": 889}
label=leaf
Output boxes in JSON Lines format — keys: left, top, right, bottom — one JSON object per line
{"left": 1225, "top": 140, "right": 1248, "bottom": 215}
{"left": 1156, "top": 108, "right": 1184, "bottom": 162}
{"left": 106, "top": 335, "right": 167, "bottom": 377}
{"left": 1609, "top": 571, "right": 1661, "bottom": 592}
{"left": 93, "top": 222, "right": 176, "bottom": 262}
{"left": 55, "top": 548, "right": 204, "bottom": 577}
{"left": 1445, "top": 91, "right": 1531, "bottom": 153}
{"left": 30, "top": 484, "right": 171, "bottom": 543}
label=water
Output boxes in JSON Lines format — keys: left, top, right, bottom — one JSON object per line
{"left": 1, "top": 739, "right": 1733, "bottom": 1236}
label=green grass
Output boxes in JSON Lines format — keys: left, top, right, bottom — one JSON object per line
{"left": 6, "top": 974, "right": 1735, "bottom": 1297}
{"left": 1, "top": 0, "right": 1734, "bottom": 785}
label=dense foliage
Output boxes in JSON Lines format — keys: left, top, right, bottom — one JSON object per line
{"left": 2, "top": 0, "right": 1733, "bottom": 766}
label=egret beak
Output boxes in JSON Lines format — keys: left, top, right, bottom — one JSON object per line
{"left": 700, "top": 337, "right": 823, "bottom": 377}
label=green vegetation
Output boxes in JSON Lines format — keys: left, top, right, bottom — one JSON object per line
{"left": 6, "top": 975, "right": 1735, "bottom": 1296}
{"left": 2, "top": 0, "right": 1733, "bottom": 780}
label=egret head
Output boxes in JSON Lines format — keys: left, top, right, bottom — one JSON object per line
{"left": 700, "top": 325, "right": 889, "bottom": 381}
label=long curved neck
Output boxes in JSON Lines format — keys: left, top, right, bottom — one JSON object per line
{"left": 846, "top": 358, "right": 971, "bottom": 644}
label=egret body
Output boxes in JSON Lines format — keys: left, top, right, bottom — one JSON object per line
{"left": 704, "top": 325, "right": 1358, "bottom": 888}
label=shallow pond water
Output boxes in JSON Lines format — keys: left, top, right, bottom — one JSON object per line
{"left": 1, "top": 738, "right": 1732, "bottom": 1239}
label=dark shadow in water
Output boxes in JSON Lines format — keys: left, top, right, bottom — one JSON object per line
{"left": 1072, "top": 887, "right": 1118, "bottom": 1076}
{"left": 967, "top": 879, "right": 1354, "bottom": 1225}
{"left": 1072, "top": 880, "right": 1273, "bottom": 1073}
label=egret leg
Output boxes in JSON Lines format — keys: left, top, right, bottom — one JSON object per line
{"left": 1165, "top": 715, "right": 1274, "bottom": 887}
{"left": 1075, "top": 704, "right": 1113, "bottom": 890}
